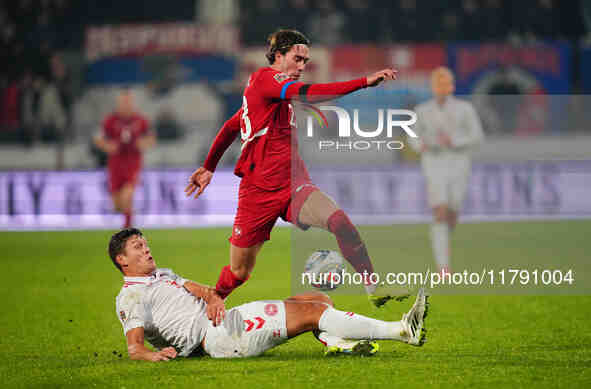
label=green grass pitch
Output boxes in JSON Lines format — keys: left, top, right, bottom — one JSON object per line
{"left": 1, "top": 221, "right": 590, "bottom": 388}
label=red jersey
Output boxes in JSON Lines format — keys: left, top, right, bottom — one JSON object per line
{"left": 236, "top": 67, "right": 308, "bottom": 190}
{"left": 203, "top": 67, "right": 367, "bottom": 191}
{"left": 102, "top": 113, "right": 149, "bottom": 171}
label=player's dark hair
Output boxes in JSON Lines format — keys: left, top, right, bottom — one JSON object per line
{"left": 266, "top": 29, "right": 310, "bottom": 64}
{"left": 108, "top": 228, "right": 143, "bottom": 273}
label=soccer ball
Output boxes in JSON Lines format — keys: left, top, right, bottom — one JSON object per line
{"left": 303, "top": 250, "right": 345, "bottom": 291}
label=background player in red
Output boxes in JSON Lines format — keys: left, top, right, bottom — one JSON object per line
{"left": 94, "top": 90, "right": 156, "bottom": 228}
{"left": 185, "top": 29, "right": 403, "bottom": 309}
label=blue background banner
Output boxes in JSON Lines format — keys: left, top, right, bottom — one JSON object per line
{"left": 447, "top": 43, "right": 571, "bottom": 95}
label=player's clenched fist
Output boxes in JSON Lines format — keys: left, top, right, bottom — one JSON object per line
{"left": 185, "top": 167, "right": 213, "bottom": 199}
{"left": 366, "top": 68, "right": 398, "bottom": 87}
{"left": 150, "top": 347, "right": 178, "bottom": 362}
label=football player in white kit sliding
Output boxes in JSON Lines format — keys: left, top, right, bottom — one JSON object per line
{"left": 410, "top": 67, "right": 485, "bottom": 275}
{"left": 110, "top": 228, "right": 429, "bottom": 360}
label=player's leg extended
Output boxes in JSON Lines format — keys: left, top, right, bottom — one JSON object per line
{"left": 284, "top": 288, "right": 428, "bottom": 346}
{"left": 297, "top": 190, "right": 409, "bottom": 307}
{"left": 448, "top": 209, "right": 458, "bottom": 231}
{"left": 297, "top": 191, "right": 376, "bottom": 290}
{"left": 215, "top": 243, "right": 263, "bottom": 299}
{"left": 119, "top": 182, "right": 135, "bottom": 228}
{"left": 286, "top": 292, "right": 379, "bottom": 356}
{"left": 431, "top": 204, "right": 451, "bottom": 274}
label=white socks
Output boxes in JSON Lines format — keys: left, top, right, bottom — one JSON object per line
{"left": 318, "top": 307, "right": 405, "bottom": 341}
{"left": 430, "top": 222, "right": 450, "bottom": 269}
{"left": 364, "top": 282, "right": 378, "bottom": 295}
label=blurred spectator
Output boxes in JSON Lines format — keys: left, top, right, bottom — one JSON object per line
{"left": 198, "top": 0, "right": 238, "bottom": 24}
{"left": 305, "top": 0, "right": 345, "bottom": 46}
{"left": 481, "top": 0, "right": 507, "bottom": 41}
{"left": 389, "top": 0, "right": 422, "bottom": 42}
{"left": 460, "top": 0, "right": 484, "bottom": 41}
{"left": 12, "top": 0, "right": 38, "bottom": 43}
{"left": 0, "top": 77, "right": 21, "bottom": 142}
{"left": 440, "top": 11, "right": 461, "bottom": 42}
{"left": 525, "top": 0, "right": 561, "bottom": 40}
{"left": 343, "top": 0, "right": 379, "bottom": 44}
{"left": 19, "top": 70, "right": 41, "bottom": 145}
{"left": 39, "top": 75, "right": 67, "bottom": 143}
{"left": 0, "top": 23, "right": 19, "bottom": 77}
{"left": 155, "top": 109, "right": 184, "bottom": 141}
{"left": 582, "top": 0, "right": 591, "bottom": 42}
{"left": 240, "top": 0, "right": 282, "bottom": 46}
{"left": 283, "top": 0, "right": 310, "bottom": 34}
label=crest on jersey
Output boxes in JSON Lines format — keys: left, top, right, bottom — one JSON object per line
{"left": 119, "top": 310, "right": 127, "bottom": 321}
{"left": 264, "top": 303, "right": 278, "bottom": 316}
{"left": 273, "top": 73, "right": 290, "bottom": 83}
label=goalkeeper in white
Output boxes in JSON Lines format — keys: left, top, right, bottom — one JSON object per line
{"left": 110, "top": 228, "right": 429, "bottom": 360}
{"left": 410, "top": 67, "right": 484, "bottom": 274}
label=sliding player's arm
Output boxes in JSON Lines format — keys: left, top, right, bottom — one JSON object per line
{"left": 185, "top": 110, "right": 242, "bottom": 199}
{"left": 183, "top": 281, "right": 226, "bottom": 326}
{"left": 126, "top": 327, "right": 178, "bottom": 361}
{"left": 260, "top": 68, "right": 397, "bottom": 103}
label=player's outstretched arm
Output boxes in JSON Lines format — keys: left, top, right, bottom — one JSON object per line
{"left": 126, "top": 327, "right": 178, "bottom": 361}
{"left": 365, "top": 68, "right": 398, "bottom": 87}
{"left": 266, "top": 68, "right": 397, "bottom": 104}
{"left": 183, "top": 281, "right": 226, "bottom": 326}
{"left": 185, "top": 110, "right": 241, "bottom": 199}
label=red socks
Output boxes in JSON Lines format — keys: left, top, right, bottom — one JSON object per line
{"left": 215, "top": 265, "right": 248, "bottom": 299}
{"left": 327, "top": 210, "right": 375, "bottom": 281}
{"left": 124, "top": 211, "right": 132, "bottom": 228}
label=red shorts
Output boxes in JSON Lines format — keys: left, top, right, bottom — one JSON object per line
{"left": 108, "top": 166, "right": 140, "bottom": 193}
{"left": 229, "top": 179, "right": 319, "bottom": 248}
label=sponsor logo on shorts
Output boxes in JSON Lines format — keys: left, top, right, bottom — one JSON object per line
{"left": 264, "top": 303, "right": 278, "bottom": 316}
{"left": 119, "top": 310, "right": 127, "bottom": 321}
{"left": 234, "top": 226, "right": 242, "bottom": 237}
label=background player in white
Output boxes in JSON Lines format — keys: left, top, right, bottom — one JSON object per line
{"left": 110, "top": 228, "right": 428, "bottom": 361}
{"left": 410, "top": 67, "right": 484, "bottom": 274}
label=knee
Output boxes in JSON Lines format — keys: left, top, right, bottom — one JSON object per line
{"left": 433, "top": 206, "right": 448, "bottom": 223}
{"left": 308, "top": 292, "right": 335, "bottom": 307}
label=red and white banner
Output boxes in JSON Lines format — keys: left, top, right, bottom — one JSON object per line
{"left": 85, "top": 23, "right": 240, "bottom": 62}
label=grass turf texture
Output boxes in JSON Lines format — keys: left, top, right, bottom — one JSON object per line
{"left": 0, "top": 221, "right": 590, "bottom": 388}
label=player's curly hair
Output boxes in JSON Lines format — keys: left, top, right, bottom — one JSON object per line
{"left": 109, "top": 227, "right": 143, "bottom": 272}
{"left": 265, "top": 29, "right": 310, "bottom": 65}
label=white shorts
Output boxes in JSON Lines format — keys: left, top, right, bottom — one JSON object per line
{"left": 203, "top": 300, "right": 288, "bottom": 358}
{"left": 422, "top": 151, "right": 471, "bottom": 211}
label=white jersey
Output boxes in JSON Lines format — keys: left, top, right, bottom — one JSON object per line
{"left": 410, "top": 96, "right": 484, "bottom": 154}
{"left": 115, "top": 268, "right": 209, "bottom": 357}
{"left": 410, "top": 96, "right": 484, "bottom": 210}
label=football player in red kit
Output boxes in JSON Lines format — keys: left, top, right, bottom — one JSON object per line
{"left": 94, "top": 91, "right": 156, "bottom": 228}
{"left": 185, "top": 29, "right": 404, "bottom": 313}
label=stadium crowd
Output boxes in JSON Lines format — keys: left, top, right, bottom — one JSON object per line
{"left": 0, "top": 0, "right": 589, "bottom": 147}
{"left": 240, "top": 0, "right": 585, "bottom": 46}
